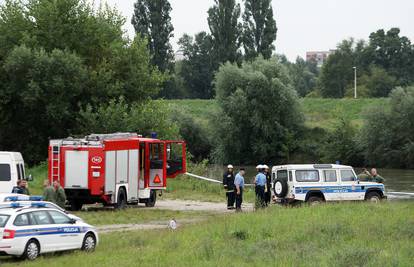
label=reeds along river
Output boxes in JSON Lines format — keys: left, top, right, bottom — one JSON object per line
{"left": 206, "top": 165, "right": 414, "bottom": 199}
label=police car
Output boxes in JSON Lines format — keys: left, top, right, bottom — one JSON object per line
{"left": 0, "top": 202, "right": 98, "bottom": 260}
{"left": 272, "top": 164, "right": 387, "bottom": 205}
{"left": 0, "top": 194, "right": 82, "bottom": 222}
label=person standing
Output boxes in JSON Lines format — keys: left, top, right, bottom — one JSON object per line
{"left": 254, "top": 166, "right": 266, "bottom": 208}
{"left": 264, "top": 165, "right": 272, "bottom": 206}
{"left": 234, "top": 168, "right": 246, "bottom": 212}
{"left": 223, "top": 164, "right": 235, "bottom": 209}
{"left": 19, "top": 180, "right": 30, "bottom": 195}
{"left": 11, "top": 180, "right": 22, "bottom": 194}
{"left": 370, "top": 168, "right": 385, "bottom": 184}
{"left": 53, "top": 180, "right": 67, "bottom": 209}
{"left": 43, "top": 180, "right": 56, "bottom": 203}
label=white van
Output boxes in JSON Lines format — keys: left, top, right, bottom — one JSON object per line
{"left": 0, "top": 152, "right": 26, "bottom": 194}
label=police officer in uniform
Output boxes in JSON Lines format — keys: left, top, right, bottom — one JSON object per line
{"left": 254, "top": 165, "right": 266, "bottom": 208}
{"left": 234, "top": 168, "right": 246, "bottom": 212}
{"left": 223, "top": 164, "right": 235, "bottom": 209}
{"left": 264, "top": 165, "right": 272, "bottom": 206}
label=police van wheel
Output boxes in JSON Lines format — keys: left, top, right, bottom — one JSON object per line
{"left": 81, "top": 233, "right": 96, "bottom": 252}
{"left": 115, "top": 188, "right": 127, "bottom": 209}
{"left": 145, "top": 190, "right": 157, "bottom": 207}
{"left": 307, "top": 196, "right": 323, "bottom": 206}
{"left": 366, "top": 192, "right": 381, "bottom": 203}
{"left": 23, "top": 239, "right": 40, "bottom": 260}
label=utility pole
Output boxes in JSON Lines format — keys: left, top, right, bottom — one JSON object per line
{"left": 353, "top": 66, "right": 357, "bottom": 99}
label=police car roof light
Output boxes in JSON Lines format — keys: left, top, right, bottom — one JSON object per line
{"left": 5, "top": 196, "right": 19, "bottom": 202}
{"left": 10, "top": 202, "right": 21, "bottom": 208}
{"left": 31, "top": 202, "right": 47, "bottom": 208}
{"left": 29, "top": 196, "right": 43, "bottom": 201}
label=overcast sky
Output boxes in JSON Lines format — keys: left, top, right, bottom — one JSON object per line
{"left": 1, "top": 0, "right": 413, "bottom": 61}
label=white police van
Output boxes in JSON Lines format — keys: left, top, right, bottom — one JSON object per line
{"left": 272, "top": 164, "right": 386, "bottom": 205}
{"left": 0, "top": 202, "right": 98, "bottom": 260}
{"left": 0, "top": 152, "right": 29, "bottom": 194}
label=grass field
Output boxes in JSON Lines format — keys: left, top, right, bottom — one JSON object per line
{"left": 167, "top": 98, "right": 389, "bottom": 131}
{"left": 3, "top": 202, "right": 413, "bottom": 267}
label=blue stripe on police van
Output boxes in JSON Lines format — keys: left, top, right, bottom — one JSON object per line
{"left": 295, "top": 185, "right": 384, "bottom": 194}
{"left": 14, "top": 227, "right": 85, "bottom": 238}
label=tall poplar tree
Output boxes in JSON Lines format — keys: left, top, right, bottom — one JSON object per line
{"left": 207, "top": 0, "right": 242, "bottom": 64}
{"left": 132, "top": 0, "right": 174, "bottom": 72}
{"left": 242, "top": 0, "right": 277, "bottom": 60}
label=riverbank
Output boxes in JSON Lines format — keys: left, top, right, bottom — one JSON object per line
{"left": 2, "top": 201, "right": 413, "bottom": 267}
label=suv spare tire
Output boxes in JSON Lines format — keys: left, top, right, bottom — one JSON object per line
{"left": 274, "top": 179, "right": 288, "bottom": 198}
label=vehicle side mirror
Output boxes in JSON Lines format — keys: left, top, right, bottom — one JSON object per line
{"left": 27, "top": 174, "right": 33, "bottom": 181}
{"left": 69, "top": 218, "right": 77, "bottom": 224}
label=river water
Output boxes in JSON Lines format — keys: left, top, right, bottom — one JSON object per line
{"left": 204, "top": 165, "right": 414, "bottom": 199}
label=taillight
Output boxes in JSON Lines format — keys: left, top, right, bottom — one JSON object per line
{"left": 3, "top": 229, "right": 15, "bottom": 239}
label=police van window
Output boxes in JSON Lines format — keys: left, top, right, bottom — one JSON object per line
{"left": 288, "top": 171, "right": 293, "bottom": 182}
{"left": 276, "top": 170, "right": 288, "bottom": 181}
{"left": 20, "top": 164, "right": 25, "bottom": 179}
{"left": 48, "top": 211, "right": 71, "bottom": 224}
{"left": 0, "top": 164, "right": 11, "bottom": 182}
{"left": 341, "top": 170, "right": 356, "bottom": 182}
{"left": 324, "top": 170, "right": 337, "bottom": 182}
{"left": 32, "top": 211, "right": 53, "bottom": 225}
{"left": 14, "top": 213, "right": 32, "bottom": 226}
{"left": 0, "top": 214, "right": 10, "bottom": 227}
{"left": 16, "top": 164, "right": 23, "bottom": 180}
{"left": 296, "top": 170, "right": 319, "bottom": 182}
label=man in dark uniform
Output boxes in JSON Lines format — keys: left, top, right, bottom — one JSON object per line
{"left": 223, "top": 164, "right": 235, "bottom": 209}
{"left": 264, "top": 165, "right": 272, "bottom": 206}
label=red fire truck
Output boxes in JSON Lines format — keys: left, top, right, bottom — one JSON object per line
{"left": 48, "top": 133, "right": 186, "bottom": 210}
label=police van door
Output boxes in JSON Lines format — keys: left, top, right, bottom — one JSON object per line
{"left": 146, "top": 142, "right": 166, "bottom": 189}
{"left": 339, "top": 169, "right": 360, "bottom": 200}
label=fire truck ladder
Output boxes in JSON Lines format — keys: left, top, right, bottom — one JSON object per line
{"left": 51, "top": 142, "right": 61, "bottom": 182}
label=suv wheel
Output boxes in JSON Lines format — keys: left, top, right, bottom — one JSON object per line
{"left": 307, "top": 196, "right": 324, "bottom": 206}
{"left": 115, "top": 188, "right": 127, "bottom": 209}
{"left": 81, "top": 233, "right": 96, "bottom": 252}
{"left": 366, "top": 192, "right": 381, "bottom": 203}
{"left": 23, "top": 239, "right": 40, "bottom": 260}
{"left": 273, "top": 179, "right": 288, "bottom": 198}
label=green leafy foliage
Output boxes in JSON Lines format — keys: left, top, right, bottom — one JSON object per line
{"left": 131, "top": 0, "right": 174, "bottom": 73}
{"left": 178, "top": 32, "right": 216, "bottom": 99}
{"left": 78, "top": 98, "right": 180, "bottom": 140}
{"left": 242, "top": 0, "right": 277, "bottom": 60}
{"left": 207, "top": 0, "right": 242, "bottom": 64}
{"left": 213, "top": 57, "right": 304, "bottom": 164}
{"left": 0, "top": 0, "right": 164, "bottom": 164}
{"left": 360, "top": 86, "right": 414, "bottom": 168}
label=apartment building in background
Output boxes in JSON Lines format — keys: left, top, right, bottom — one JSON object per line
{"left": 306, "top": 50, "right": 334, "bottom": 67}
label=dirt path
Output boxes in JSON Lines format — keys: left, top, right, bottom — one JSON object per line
{"left": 96, "top": 199, "right": 253, "bottom": 233}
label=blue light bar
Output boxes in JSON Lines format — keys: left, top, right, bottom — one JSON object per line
{"left": 5, "top": 196, "right": 19, "bottom": 201}
{"left": 31, "top": 202, "right": 46, "bottom": 208}
{"left": 10, "top": 202, "right": 21, "bottom": 208}
{"left": 29, "top": 196, "right": 43, "bottom": 201}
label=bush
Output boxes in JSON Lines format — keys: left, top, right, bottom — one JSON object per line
{"left": 360, "top": 86, "right": 414, "bottom": 168}
{"left": 213, "top": 56, "right": 304, "bottom": 164}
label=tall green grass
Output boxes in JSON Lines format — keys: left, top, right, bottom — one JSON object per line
{"left": 3, "top": 202, "right": 413, "bottom": 267}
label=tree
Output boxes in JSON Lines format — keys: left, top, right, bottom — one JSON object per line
{"left": 242, "top": 0, "right": 277, "bottom": 60}
{"left": 213, "top": 57, "right": 304, "bottom": 164}
{"left": 319, "top": 39, "right": 358, "bottom": 98}
{"left": 0, "top": 0, "right": 164, "bottom": 163}
{"left": 288, "top": 57, "right": 317, "bottom": 97}
{"left": 363, "top": 65, "right": 396, "bottom": 97}
{"left": 0, "top": 46, "right": 88, "bottom": 164}
{"left": 131, "top": 0, "right": 174, "bottom": 73}
{"left": 360, "top": 86, "right": 414, "bottom": 168}
{"left": 366, "top": 28, "right": 414, "bottom": 85}
{"left": 207, "top": 0, "right": 242, "bottom": 64}
{"left": 178, "top": 32, "right": 216, "bottom": 99}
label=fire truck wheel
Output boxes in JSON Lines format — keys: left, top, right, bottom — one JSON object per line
{"left": 145, "top": 190, "right": 157, "bottom": 207}
{"left": 115, "top": 187, "right": 127, "bottom": 209}
{"left": 70, "top": 201, "right": 83, "bottom": 211}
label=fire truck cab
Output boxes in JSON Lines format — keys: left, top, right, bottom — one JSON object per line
{"left": 47, "top": 133, "right": 186, "bottom": 210}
